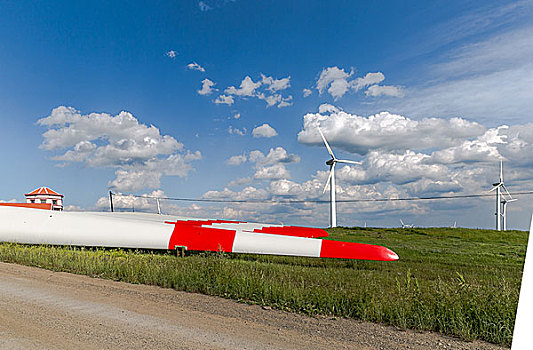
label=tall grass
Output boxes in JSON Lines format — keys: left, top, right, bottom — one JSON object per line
{"left": 0, "top": 226, "right": 526, "bottom": 346}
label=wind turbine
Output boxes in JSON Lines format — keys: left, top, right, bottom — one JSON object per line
{"left": 318, "top": 128, "right": 361, "bottom": 228}
{"left": 400, "top": 219, "right": 414, "bottom": 228}
{"left": 489, "top": 160, "right": 516, "bottom": 231}
{"left": 502, "top": 197, "right": 517, "bottom": 231}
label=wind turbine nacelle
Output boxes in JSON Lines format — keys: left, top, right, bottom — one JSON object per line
{"left": 326, "top": 159, "right": 335, "bottom": 166}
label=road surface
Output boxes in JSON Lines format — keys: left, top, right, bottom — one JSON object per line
{"left": 0, "top": 262, "right": 505, "bottom": 349}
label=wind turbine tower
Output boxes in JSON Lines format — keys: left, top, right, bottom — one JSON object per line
{"left": 318, "top": 128, "right": 360, "bottom": 228}
{"left": 490, "top": 161, "right": 516, "bottom": 231}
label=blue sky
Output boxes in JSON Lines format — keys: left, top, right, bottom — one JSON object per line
{"left": 1, "top": 0, "right": 532, "bottom": 229}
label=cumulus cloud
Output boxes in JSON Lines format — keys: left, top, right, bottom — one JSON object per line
{"left": 248, "top": 147, "right": 300, "bottom": 166}
{"left": 297, "top": 107, "right": 485, "bottom": 155}
{"left": 214, "top": 94, "right": 234, "bottom": 105}
{"left": 226, "top": 154, "right": 247, "bottom": 166}
{"left": 225, "top": 76, "right": 261, "bottom": 96}
{"left": 352, "top": 72, "right": 385, "bottom": 91}
{"left": 203, "top": 186, "right": 269, "bottom": 201}
{"left": 198, "top": 79, "right": 217, "bottom": 95}
{"left": 254, "top": 164, "right": 291, "bottom": 180}
{"left": 252, "top": 123, "right": 278, "bottom": 138}
{"left": 316, "top": 66, "right": 352, "bottom": 100}
{"left": 228, "top": 126, "right": 246, "bottom": 135}
{"left": 210, "top": 74, "right": 293, "bottom": 108}
{"left": 38, "top": 106, "right": 201, "bottom": 192}
{"left": 430, "top": 126, "right": 508, "bottom": 164}
{"left": 261, "top": 74, "right": 291, "bottom": 92}
{"left": 303, "top": 88, "right": 312, "bottom": 97}
{"left": 166, "top": 50, "right": 177, "bottom": 58}
{"left": 315, "top": 67, "right": 402, "bottom": 100}
{"left": 187, "top": 62, "right": 206, "bottom": 72}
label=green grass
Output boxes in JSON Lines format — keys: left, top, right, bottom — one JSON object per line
{"left": 0, "top": 226, "right": 527, "bottom": 347}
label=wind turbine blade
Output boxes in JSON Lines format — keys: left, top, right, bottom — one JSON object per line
{"left": 323, "top": 166, "right": 334, "bottom": 194}
{"left": 336, "top": 159, "right": 362, "bottom": 165}
{"left": 318, "top": 128, "right": 335, "bottom": 159}
{"left": 501, "top": 184, "right": 513, "bottom": 199}
{"left": 500, "top": 160, "right": 504, "bottom": 182}
{"left": 489, "top": 183, "right": 502, "bottom": 192}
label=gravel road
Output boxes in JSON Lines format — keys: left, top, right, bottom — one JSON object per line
{"left": 0, "top": 262, "right": 506, "bottom": 349}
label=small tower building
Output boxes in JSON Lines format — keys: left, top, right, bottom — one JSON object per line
{"left": 25, "top": 187, "right": 64, "bottom": 211}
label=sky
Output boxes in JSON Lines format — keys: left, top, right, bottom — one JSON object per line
{"left": 1, "top": 0, "right": 532, "bottom": 229}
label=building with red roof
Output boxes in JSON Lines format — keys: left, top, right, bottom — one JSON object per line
{"left": 25, "top": 187, "right": 63, "bottom": 211}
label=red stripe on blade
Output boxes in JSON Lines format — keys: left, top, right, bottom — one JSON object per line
{"left": 320, "top": 240, "right": 399, "bottom": 261}
{"left": 167, "top": 220, "right": 237, "bottom": 252}
{"left": 253, "top": 226, "right": 329, "bottom": 238}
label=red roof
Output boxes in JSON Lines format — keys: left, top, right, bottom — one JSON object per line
{"left": 25, "top": 187, "right": 63, "bottom": 197}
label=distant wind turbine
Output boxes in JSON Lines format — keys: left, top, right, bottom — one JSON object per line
{"left": 318, "top": 128, "right": 361, "bottom": 228}
{"left": 400, "top": 219, "right": 414, "bottom": 228}
{"left": 489, "top": 160, "right": 516, "bottom": 231}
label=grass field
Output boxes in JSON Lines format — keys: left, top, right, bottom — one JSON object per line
{"left": 0, "top": 226, "right": 527, "bottom": 346}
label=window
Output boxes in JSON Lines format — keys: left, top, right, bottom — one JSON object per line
{"left": 41, "top": 199, "right": 46, "bottom": 204}
{"left": 30, "top": 199, "right": 35, "bottom": 203}
{"left": 52, "top": 200, "right": 57, "bottom": 205}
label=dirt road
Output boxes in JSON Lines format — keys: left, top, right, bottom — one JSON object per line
{"left": 0, "top": 262, "right": 505, "bottom": 349}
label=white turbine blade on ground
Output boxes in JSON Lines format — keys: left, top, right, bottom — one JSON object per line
{"left": 323, "top": 164, "right": 335, "bottom": 194}
{"left": 318, "top": 128, "right": 335, "bottom": 159}
{"left": 336, "top": 159, "right": 362, "bottom": 165}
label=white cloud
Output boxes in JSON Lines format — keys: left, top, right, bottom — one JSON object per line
{"left": 430, "top": 126, "right": 508, "bottom": 164}
{"left": 227, "top": 177, "right": 253, "bottom": 187}
{"left": 214, "top": 94, "right": 234, "bottom": 105}
{"left": 352, "top": 72, "right": 385, "bottom": 91}
{"left": 38, "top": 106, "right": 200, "bottom": 192}
{"left": 318, "top": 103, "right": 341, "bottom": 114}
{"left": 316, "top": 66, "right": 352, "bottom": 100}
{"left": 233, "top": 113, "right": 241, "bottom": 119}
{"left": 166, "top": 50, "right": 177, "bottom": 58}
{"left": 254, "top": 164, "right": 291, "bottom": 180}
{"left": 261, "top": 74, "right": 291, "bottom": 92}
{"left": 256, "top": 92, "right": 281, "bottom": 107}
{"left": 187, "top": 62, "right": 206, "bottom": 72}
{"left": 303, "top": 88, "right": 312, "bottom": 97}
{"left": 198, "top": 1, "right": 212, "bottom": 11}
{"left": 248, "top": 147, "right": 300, "bottom": 166}
{"left": 209, "top": 74, "right": 293, "bottom": 108}
{"left": 198, "top": 79, "right": 217, "bottom": 95}
{"left": 203, "top": 186, "right": 269, "bottom": 201}
{"left": 225, "top": 76, "right": 261, "bottom": 96}
{"left": 315, "top": 67, "right": 402, "bottom": 100}
{"left": 365, "top": 85, "right": 404, "bottom": 97}
{"left": 228, "top": 126, "right": 246, "bottom": 136}
{"left": 226, "top": 154, "right": 247, "bottom": 166}
{"left": 277, "top": 96, "right": 293, "bottom": 108}
{"left": 252, "top": 123, "right": 278, "bottom": 138}
{"left": 297, "top": 107, "right": 485, "bottom": 155}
